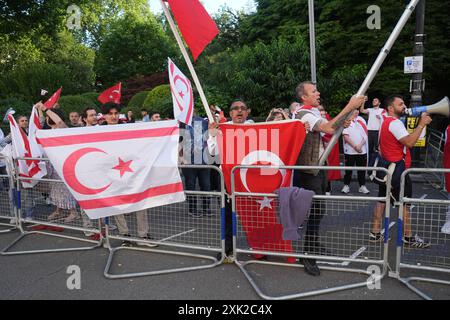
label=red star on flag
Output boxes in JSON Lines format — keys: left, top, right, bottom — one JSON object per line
{"left": 112, "top": 158, "right": 133, "bottom": 177}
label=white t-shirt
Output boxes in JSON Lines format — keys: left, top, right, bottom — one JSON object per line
{"left": 388, "top": 118, "right": 409, "bottom": 141}
{"left": 343, "top": 117, "right": 368, "bottom": 155}
{"left": 367, "top": 107, "right": 385, "bottom": 131}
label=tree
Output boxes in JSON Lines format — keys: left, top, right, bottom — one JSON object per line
{"left": 95, "top": 13, "right": 176, "bottom": 86}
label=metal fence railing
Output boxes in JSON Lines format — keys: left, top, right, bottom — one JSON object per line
{"left": 1, "top": 158, "right": 103, "bottom": 255}
{"left": 231, "top": 165, "right": 392, "bottom": 300}
{"left": 423, "top": 129, "right": 445, "bottom": 193}
{"left": 396, "top": 168, "right": 450, "bottom": 300}
{"left": 103, "top": 165, "right": 226, "bottom": 279}
{"left": 0, "top": 156, "right": 17, "bottom": 234}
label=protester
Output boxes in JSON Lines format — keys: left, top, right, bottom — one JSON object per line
{"left": 370, "top": 95, "right": 431, "bottom": 248}
{"left": 150, "top": 112, "right": 161, "bottom": 121}
{"left": 292, "top": 81, "right": 365, "bottom": 276}
{"left": 179, "top": 113, "right": 212, "bottom": 217}
{"left": 81, "top": 107, "right": 98, "bottom": 127}
{"left": 35, "top": 103, "right": 80, "bottom": 223}
{"left": 266, "top": 108, "right": 289, "bottom": 122}
{"left": 68, "top": 111, "right": 82, "bottom": 128}
{"left": 341, "top": 109, "right": 370, "bottom": 194}
{"left": 126, "top": 110, "right": 135, "bottom": 123}
{"left": 317, "top": 106, "right": 341, "bottom": 195}
{"left": 141, "top": 109, "right": 150, "bottom": 122}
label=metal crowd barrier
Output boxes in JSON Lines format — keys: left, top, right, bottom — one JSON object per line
{"left": 1, "top": 157, "right": 102, "bottom": 255}
{"left": 103, "top": 164, "right": 226, "bottom": 279}
{"left": 396, "top": 168, "right": 450, "bottom": 300}
{"left": 0, "top": 156, "right": 17, "bottom": 234}
{"left": 423, "top": 129, "right": 445, "bottom": 193}
{"left": 231, "top": 165, "right": 392, "bottom": 300}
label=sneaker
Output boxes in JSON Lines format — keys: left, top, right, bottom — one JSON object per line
{"left": 341, "top": 185, "right": 350, "bottom": 194}
{"left": 359, "top": 185, "right": 370, "bottom": 194}
{"left": 325, "top": 192, "right": 331, "bottom": 196}
{"left": 369, "top": 232, "right": 385, "bottom": 242}
{"left": 64, "top": 212, "right": 78, "bottom": 223}
{"left": 403, "top": 235, "right": 431, "bottom": 248}
{"left": 442, "top": 221, "right": 450, "bottom": 234}
{"left": 83, "top": 231, "right": 95, "bottom": 237}
{"left": 136, "top": 234, "right": 158, "bottom": 247}
{"left": 299, "top": 258, "right": 320, "bottom": 276}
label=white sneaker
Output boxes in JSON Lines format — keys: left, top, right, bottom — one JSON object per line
{"left": 359, "top": 185, "right": 370, "bottom": 194}
{"left": 442, "top": 221, "right": 450, "bottom": 234}
{"left": 341, "top": 185, "right": 350, "bottom": 194}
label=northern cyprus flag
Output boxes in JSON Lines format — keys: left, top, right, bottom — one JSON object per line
{"left": 168, "top": 57, "right": 193, "bottom": 126}
{"left": 36, "top": 121, "right": 185, "bottom": 219}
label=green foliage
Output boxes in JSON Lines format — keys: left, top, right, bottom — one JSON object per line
{"left": 199, "top": 37, "right": 312, "bottom": 117}
{"left": 142, "top": 85, "right": 172, "bottom": 119}
{"left": 80, "top": 92, "right": 101, "bottom": 107}
{"left": 41, "top": 31, "right": 96, "bottom": 93}
{"left": 125, "top": 91, "right": 150, "bottom": 117}
{"left": 0, "top": 35, "right": 44, "bottom": 74}
{"left": 0, "top": 63, "right": 73, "bottom": 102}
{"left": 95, "top": 14, "right": 176, "bottom": 85}
{"left": 58, "top": 94, "right": 95, "bottom": 116}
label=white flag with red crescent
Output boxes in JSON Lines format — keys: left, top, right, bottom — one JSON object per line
{"left": 35, "top": 121, "right": 185, "bottom": 219}
{"left": 168, "top": 58, "right": 193, "bottom": 126}
{"left": 8, "top": 110, "right": 47, "bottom": 188}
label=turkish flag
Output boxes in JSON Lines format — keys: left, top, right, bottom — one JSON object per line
{"left": 168, "top": 58, "right": 193, "bottom": 125}
{"left": 218, "top": 120, "right": 306, "bottom": 256}
{"left": 36, "top": 121, "right": 185, "bottom": 219}
{"left": 43, "top": 87, "right": 62, "bottom": 109}
{"left": 98, "top": 82, "right": 122, "bottom": 105}
{"left": 8, "top": 108, "right": 47, "bottom": 188}
{"left": 166, "top": 0, "right": 219, "bottom": 61}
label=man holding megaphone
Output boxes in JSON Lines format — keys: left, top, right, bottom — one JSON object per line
{"left": 371, "top": 95, "right": 432, "bottom": 248}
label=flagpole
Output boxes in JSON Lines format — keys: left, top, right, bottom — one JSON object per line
{"left": 159, "top": 0, "right": 215, "bottom": 123}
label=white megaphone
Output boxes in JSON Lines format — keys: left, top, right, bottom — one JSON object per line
{"left": 404, "top": 97, "right": 450, "bottom": 117}
{"left": 2, "top": 108, "right": 15, "bottom": 124}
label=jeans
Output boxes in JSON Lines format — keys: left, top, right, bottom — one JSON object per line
{"left": 182, "top": 168, "right": 211, "bottom": 213}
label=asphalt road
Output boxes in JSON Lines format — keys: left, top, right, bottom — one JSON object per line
{"left": 0, "top": 175, "right": 449, "bottom": 300}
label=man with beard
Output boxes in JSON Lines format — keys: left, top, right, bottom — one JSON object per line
{"left": 370, "top": 95, "right": 431, "bottom": 248}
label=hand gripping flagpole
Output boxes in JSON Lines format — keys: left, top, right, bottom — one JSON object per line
{"left": 318, "top": 0, "right": 420, "bottom": 166}
{"left": 159, "top": 0, "right": 215, "bottom": 123}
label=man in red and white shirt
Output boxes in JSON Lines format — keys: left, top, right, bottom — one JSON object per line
{"left": 371, "top": 95, "right": 432, "bottom": 248}
{"left": 360, "top": 98, "right": 386, "bottom": 166}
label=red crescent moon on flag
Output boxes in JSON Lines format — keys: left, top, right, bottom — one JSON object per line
{"left": 173, "top": 74, "right": 190, "bottom": 111}
{"left": 63, "top": 148, "right": 112, "bottom": 195}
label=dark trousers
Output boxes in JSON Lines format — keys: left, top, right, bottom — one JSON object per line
{"left": 210, "top": 164, "right": 221, "bottom": 191}
{"left": 293, "top": 170, "right": 327, "bottom": 252}
{"left": 368, "top": 130, "right": 379, "bottom": 166}
{"left": 182, "top": 168, "right": 211, "bottom": 213}
{"left": 344, "top": 154, "right": 367, "bottom": 186}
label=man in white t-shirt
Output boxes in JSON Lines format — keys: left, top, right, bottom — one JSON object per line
{"left": 341, "top": 110, "right": 370, "bottom": 194}
{"left": 360, "top": 98, "right": 386, "bottom": 166}
{"left": 370, "top": 95, "right": 432, "bottom": 248}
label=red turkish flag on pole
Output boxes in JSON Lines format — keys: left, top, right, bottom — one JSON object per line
{"left": 218, "top": 121, "right": 306, "bottom": 259}
{"left": 98, "top": 82, "right": 122, "bottom": 104}
{"left": 165, "top": 0, "right": 219, "bottom": 61}
{"left": 43, "top": 87, "right": 62, "bottom": 109}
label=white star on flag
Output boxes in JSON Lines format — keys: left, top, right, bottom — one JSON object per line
{"left": 255, "top": 197, "right": 274, "bottom": 211}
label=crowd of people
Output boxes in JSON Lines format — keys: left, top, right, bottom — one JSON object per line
{"left": 1, "top": 80, "right": 448, "bottom": 278}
